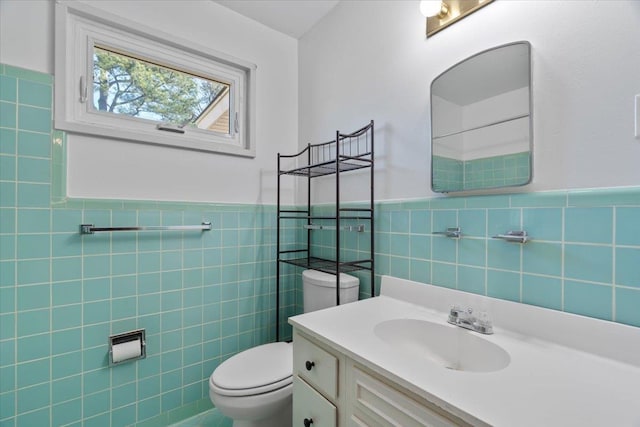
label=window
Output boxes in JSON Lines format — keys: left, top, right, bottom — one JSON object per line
{"left": 93, "top": 46, "right": 232, "bottom": 134}
{"left": 55, "top": 1, "right": 256, "bottom": 157}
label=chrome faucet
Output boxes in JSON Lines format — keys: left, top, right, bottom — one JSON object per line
{"left": 447, "top": 306, "right": 493, "bottom": 334}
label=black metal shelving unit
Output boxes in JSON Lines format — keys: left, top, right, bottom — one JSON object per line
{"left": 276, "top": 120, "right": 375, "bottom": 341}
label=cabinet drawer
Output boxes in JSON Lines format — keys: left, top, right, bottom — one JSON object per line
{"left": 294, "top": 333, "right": 338, "bottom": 400}
{"left": 350, "top": 365, "right": 465, "bottom": 427}
{"left": 293, "top": 376, "right": 337, "bottom": 427}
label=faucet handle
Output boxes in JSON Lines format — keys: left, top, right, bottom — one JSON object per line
{"left": 448, "top": 305, "right": 462, "bottom": 323}
{"left": 476, "top": 311, "right": 490, "bottom": 323}
{"left": 475, "top": 311, "right": 493, "bottom": 334}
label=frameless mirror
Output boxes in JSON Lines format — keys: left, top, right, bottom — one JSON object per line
{"left": 431, "top": 41, "right": 532, "bottom": 192}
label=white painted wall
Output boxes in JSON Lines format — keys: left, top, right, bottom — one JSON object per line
{"left": 5, "top": 0, "right": 640, "bottom": 204}
{"left": 0, "top": 0, "right": 298, "bottom": 205}
{"left": 299, "top": 0, "right": 640, "bottom": 203}
{"left": 0, "top": 0, "right": 53, "bottom": 74}
{"left": 462, "top": 87, "right": 528, "bottom": 136}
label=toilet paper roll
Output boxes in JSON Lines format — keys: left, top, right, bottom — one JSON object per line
{"left": 112, "top": 338, "right": 141, "bottom": 363}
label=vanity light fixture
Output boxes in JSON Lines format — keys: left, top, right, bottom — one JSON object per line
{"left": 420, "top": 0, "right": 495, "bottom": 37}
{"left": 419, "top": 0, "right": 449, "bottom": 18}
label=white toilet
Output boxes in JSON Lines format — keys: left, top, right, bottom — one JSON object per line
{"left": 208, "top": 270, "right": 360, "bottom": 427}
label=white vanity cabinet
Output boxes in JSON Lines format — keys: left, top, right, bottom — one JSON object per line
{"left": 292, "top": 329, "right": 471, "bottom": 427}
{"left": 290, "top": 276, "right": 640, "bottom": 426}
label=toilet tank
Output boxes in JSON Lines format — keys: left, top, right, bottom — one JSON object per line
{"left": 302, "top": 270, "right": 359, "bottom": 313}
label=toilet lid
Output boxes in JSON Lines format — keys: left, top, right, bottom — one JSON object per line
{"left": 212, "top": 342, "right": 292, "bottom": 392}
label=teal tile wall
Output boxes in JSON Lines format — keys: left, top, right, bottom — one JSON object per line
{"left": 0, "top": 64, "right": 298, "bottom": 427}
{"left": 310, "top": 188, "right": 640, "bottom": 329}
{"left": 365, "top": 190, "right": 640, "bottom": 327}
{"left": 433, "top": 152, "right": 530, "bottom": 192}
{"left": 463, "top": 151, "right": 530, "bottom": 190}
{"left": 432, "top": 155, "right": 462, "bottom": 192}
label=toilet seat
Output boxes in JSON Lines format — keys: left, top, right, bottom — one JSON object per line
{"left": 210, "top": 342, "right": 292, "bottom": 397}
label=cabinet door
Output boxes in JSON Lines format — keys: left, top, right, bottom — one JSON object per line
{"left": 294, "top": 333, "right": 339, "bottom": 401}
{"left": 349, "top": 365, "right": 466, "bottom": 427}
{"left": 293, "top": 376, "right": 337, "bottom": 427}
{"left": 348, "top": 414, "right": 371, "bottom": 427}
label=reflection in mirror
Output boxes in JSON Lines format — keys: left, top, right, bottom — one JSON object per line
{"left": 431, "top": 42, "right": 532, "bottom": 192}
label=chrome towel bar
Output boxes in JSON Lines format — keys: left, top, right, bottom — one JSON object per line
{"left": 80, "top": 222, "right": 212, "bottom": 235}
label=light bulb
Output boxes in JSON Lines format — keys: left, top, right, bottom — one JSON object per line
{"left": 420, "top": 0, "right": 444, "bottom": 17}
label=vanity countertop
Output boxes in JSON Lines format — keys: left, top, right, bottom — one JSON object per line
{"left": 289, "top": 276, "right": 640, "bottom": 426}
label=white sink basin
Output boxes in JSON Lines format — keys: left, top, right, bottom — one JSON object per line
{"left": 374, "top": 319, "right": 510, "bottom": 373}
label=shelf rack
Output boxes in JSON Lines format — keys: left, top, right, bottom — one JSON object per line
{"left": 276, "top": 120, "right": 375, "bottom": 341}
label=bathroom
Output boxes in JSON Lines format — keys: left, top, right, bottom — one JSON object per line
{"left": 1, "top": 0, "right": 640, "bottom": 425}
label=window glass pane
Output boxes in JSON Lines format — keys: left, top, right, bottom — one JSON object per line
{"left": 92, "top": 46, "right": 231, "bottom": 133}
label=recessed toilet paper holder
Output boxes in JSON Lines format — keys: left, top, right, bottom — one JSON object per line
{"left": 109, "top": 329, "right": 146, "bottom": 366}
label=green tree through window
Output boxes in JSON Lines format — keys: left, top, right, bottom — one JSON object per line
{"left": 93, "top": 46, "right": 230, "bottom": 131}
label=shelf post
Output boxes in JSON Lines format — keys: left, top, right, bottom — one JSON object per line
{"left": 307, "top": 143, "right": 312, "bottom": 266}
{"left": 276, "top": 153, "right": 281, "bottom": 342}
{"left": 370, "top": 120, "right": 375, "bottom": 298}
{"left": 335, "top": 129, "right": 341, "bottom": 306}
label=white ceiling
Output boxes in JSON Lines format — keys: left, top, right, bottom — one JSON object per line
{"left": 213, "top": 0, "right": 340, "bottom": 39}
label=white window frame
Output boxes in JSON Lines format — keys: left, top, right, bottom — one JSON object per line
{"left": 54, "top": 1, "right": 256, "bottom": 157}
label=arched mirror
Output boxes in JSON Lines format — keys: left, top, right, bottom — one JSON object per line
{"left": 431, "top": 41, "right": 532, "bottom": 193}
